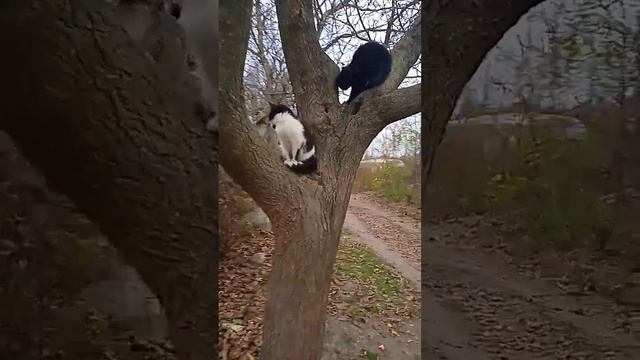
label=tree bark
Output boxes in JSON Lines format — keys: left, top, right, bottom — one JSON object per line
{"left": 421, "top": 0, "right": 546, "bottom": 212}
{"left": 0, "top": 1, "right": 218, "bottom": 359}
{"left": 260, "top": 175, "right": 354, "bottom": 359}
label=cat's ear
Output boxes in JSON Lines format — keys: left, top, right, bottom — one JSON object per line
{"left": 268, "top": 101, "right": 277, "bottom": 109}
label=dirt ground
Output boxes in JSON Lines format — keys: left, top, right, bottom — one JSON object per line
{"left": 0, "top": 132, "right": 175, "bottom": 360}
{"left": 4, "top": 136, "right": 638, "bottom": 360}
{"left": 218, "top": 172, "right": 421, "bottom": 360}
{"left": 347, "top": 192, "right": 640, "bottom": 359}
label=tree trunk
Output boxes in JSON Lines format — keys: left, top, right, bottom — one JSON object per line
{"left": 258, "top": 129, "right": 362, "bottom": 359}
{"left": 0, "top": 1, "right": 217, "bottom": 359}
{"left": 222, "top": 100, "right": 368, "bottom": 359}
{"left": 261, "top": 197, "right": 344, "bottom": 359}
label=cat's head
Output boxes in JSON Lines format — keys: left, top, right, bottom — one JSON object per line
{"left": 253, "top": 103, "right": 292, "bottom": 130}
{"left": 267, "top": 102, "right": 295, "bottom": 122}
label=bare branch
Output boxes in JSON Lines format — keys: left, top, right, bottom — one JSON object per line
{"left": 321, "top": 28, "right": 372, "bottom": 51}
{"left": 354, "top": 5, "right": 372, "bottom": 41}
{"left": 372, "top": 84, "right": 421, "bottom": 128}
{"left": 275, "top": 0, "right": 340, "bottom": 117}
{"left": 383, "top": 0, "right": 397, "bottom": 45}
{"left": 315, "top": 0, "right": 351, "bottom": 37}
{"left": 381, "top": 14, "right": 421, "bottom": 90}
{"left": 220, "top": 0, "right": 303, "bottom": 214}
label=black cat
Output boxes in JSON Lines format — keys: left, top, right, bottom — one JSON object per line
{"left": 336, "top": 41, "right": 392, "bottom": 104}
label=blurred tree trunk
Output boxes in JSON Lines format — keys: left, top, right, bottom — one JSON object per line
{"left": 421, "top": 0, "right": 546, "bottom": 213}
{"left": 0, "top": 1, "right": 218, "bottom": 359}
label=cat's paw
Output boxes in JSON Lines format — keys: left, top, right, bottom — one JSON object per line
{"left": 284, "top": 159, "right": 293, "bottom": 167}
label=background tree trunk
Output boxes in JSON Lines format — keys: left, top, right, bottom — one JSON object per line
{"left": 0, "top": 1, "right": 218, "bottom": 359}
{"left": 421, "top": 0, "right": 546, "bottom": 214}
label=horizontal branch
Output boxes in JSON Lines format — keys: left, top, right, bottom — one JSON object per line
{"left": 322, "top": 28, "right": 372, "bottom": 51}
{"left": 373, "top": 83, "right": 421, "bottom": 128}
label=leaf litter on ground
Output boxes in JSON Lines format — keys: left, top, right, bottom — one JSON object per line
{"left": 218, "top": 182, "right": 420, "bottom": 360}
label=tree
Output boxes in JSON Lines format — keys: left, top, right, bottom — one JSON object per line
{"left": 220, "top": 0, "right": 420, "bottom": 358}
{"left": 0, "top": 1, "right": 218, "bottom": 359}
{"left": 245, "top": 0, "right": 295, "bottom": 108}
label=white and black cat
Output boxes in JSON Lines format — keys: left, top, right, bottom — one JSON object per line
{"left": 337, "top": 41, "right": 392, "bottom": 104}
{"left": 265, "top": 103, "right": 317, "bottom": 174}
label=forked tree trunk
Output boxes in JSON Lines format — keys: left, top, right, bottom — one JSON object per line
{"left": 0, "top": 1, "right": 217, "bottom": 359}
{"left": 221, "top": 93, "right": 370, "bottom": 359}
{"left": 262, "top": 199, "right": 345, "bottom": 358}
{"left": 219, "top": 0, "right": 420, "bottom": 358}
{"left": 260, "top": 154, "right": 360, "bottom": 359}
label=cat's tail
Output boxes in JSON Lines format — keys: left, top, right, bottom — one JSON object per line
{"left": 297, "top": 144, "right": 315, "bottom": 162}
{"left": 289, "top": 145, "right": 317, "bottom": 174}
{"left": 288, "top": 156, "right": 317, "bottom": 174}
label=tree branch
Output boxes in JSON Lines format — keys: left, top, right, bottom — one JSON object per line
{"left": 372, "top": 84, "right": 421, "bottom": 128}
{"left": 220, "top": 0, "right": 304, "bottom": 216}
{"left": 322, "top": 29, "right": 373, "bottom": 51}
{"left": 315, "top": 0, "right": 351, "bottom": 37}
{"left": 275, "top": 0, "right": 340, "bottom": 121}
{"left": 381, "top": 14, "right": 421, "bottom": 90}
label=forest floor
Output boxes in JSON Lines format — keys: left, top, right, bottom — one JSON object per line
{"left": 218, "top": 175, "right": 421, "bottom": 360}
{"left": 219, "top": 167, "right": 639, "bottom": 359}
{"left": 350, "top": 192, "right": 640, "bottom": 359}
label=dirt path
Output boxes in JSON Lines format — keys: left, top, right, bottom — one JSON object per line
{"left": 345, "top": 193, "right": 640, "bottom": 359}
{"left": 344, "top": 211, "right": 420, "bottom": 286}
